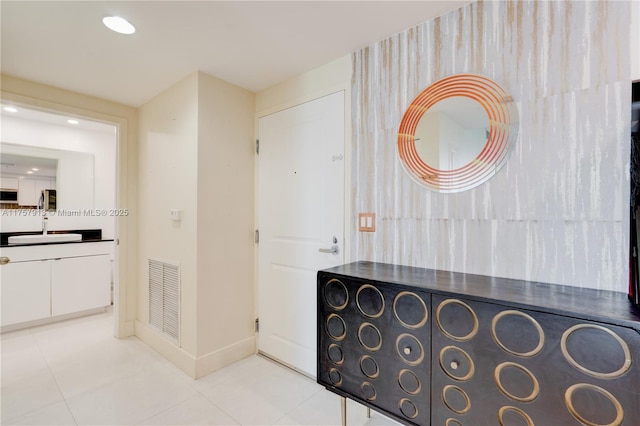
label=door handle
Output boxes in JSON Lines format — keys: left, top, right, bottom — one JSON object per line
{"left": 0, "top": 257, "right": 10, "bottom": 265}
{"left": 319, "top": 245, "right": 339, "bottom": 255}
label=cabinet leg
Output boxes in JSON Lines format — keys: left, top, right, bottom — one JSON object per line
{"left": 341, "top": 396, "right": 347, "bottom": 426}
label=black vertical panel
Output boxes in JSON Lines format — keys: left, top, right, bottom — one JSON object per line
{"left": 632, "top": 79, "right": 640, "bottom": 306}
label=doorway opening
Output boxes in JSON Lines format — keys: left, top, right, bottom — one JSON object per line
{"left": 0, "top": 103, "right": 121, "bottom": 333}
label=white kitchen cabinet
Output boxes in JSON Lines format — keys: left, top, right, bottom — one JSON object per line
{"left": 34, "top": 179, "right": 55, "bottom": 199}
{"left": 18, "top": 178, "right": 37, "bottom": 206}
{"left": 0, "top": 242, "right": 113, "bottom": 329}
{"left": 51, "top": 255, "right": 111, "bottom": 316}
{"left": 0, "top": 176, "right": 19, "bottom": 189}
{"left": 17, "top": 178, "right": 55, "bottom": 206}
{"left": 1, "top": 260, "right": 51, "bottom": 325}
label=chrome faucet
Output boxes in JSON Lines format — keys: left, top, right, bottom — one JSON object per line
{"left": 42, "top": 215, "right": 48, "bottom": 235}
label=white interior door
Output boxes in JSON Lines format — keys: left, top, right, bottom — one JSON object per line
{"left": 258, "top": 91, "right": 345, "bottom": 376}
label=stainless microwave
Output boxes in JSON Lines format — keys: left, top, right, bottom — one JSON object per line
{"left": 40, "top": 189, "right": 56, "bottom": 210}
{"left": 0, "top": 189, "right": 18, "bottom": 204}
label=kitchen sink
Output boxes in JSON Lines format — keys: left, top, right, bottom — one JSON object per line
{"left": 8, "top": 233, "right": 83, "bottom": 244}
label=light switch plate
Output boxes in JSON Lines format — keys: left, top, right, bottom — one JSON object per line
{"left": 170, "top": 209, "right": 182, "bottom": 221}
{"left": 359, "top": 213, "right": 375, "bottom": 232}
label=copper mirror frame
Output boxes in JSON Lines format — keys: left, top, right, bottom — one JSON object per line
{"left": 397, "top": 74, "right": 519, "bottom": 193}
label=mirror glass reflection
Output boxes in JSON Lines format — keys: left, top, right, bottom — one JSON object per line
{"left": 397, "top": 73, "right": 518, "bottom": 193}
{"left": 414, "top": 96, "right": 489, "bottom": 171}
{"left": 0, "top": 153, "right": 58, "bottom": 210}
{"left": 0, "top": 143, "right": 94, "bottom": 210}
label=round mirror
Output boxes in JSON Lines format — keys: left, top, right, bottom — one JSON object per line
{"left": 398, "top": 74, "right": 518, "bottom": 192}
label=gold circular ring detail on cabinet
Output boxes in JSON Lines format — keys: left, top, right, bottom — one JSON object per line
{"left": 439, "top": 346, "right": 475, "bottom": 381}
{"left": 325, "top": 313, "right": 347, "bottom": 341}
{"left": 360, "top": 381, "right": 377, "bottom": 401}
{"left": 560, "top": 324, "right": 632, "bottom": 379}
{"left": 445, "top": 419, "right": 463, "bottom": 426}
{"left": 494, "top": 362, "right": 540, "bottom": 402}
{"left": 498, "top": 406, "right": 534, "bottom": 426}
{"left": 358, "top": 322, "right": 383, "bottom": 352}
{"left": 491, "top": 310, "right": 545, "bottom": 357}
{"left": 398, "top": 398, "right": 419, "bottom": 419}
{"left": 327, "top": 343, "right": 344, "bottom": 365}
{"left": 395, "top": 333, "right": 425, "bottom": 366}
{"left": 398, "top": 369, "right": 422, "bottom": 395}
{"left": 356, "top": 284, "right": 385, "bottom": 318}
{"left": 359, "top": 355, "right": 380, "bottom": 379}
{"left": 393, "top": 291, "right": 428, "bottom": 329}
{"left": 442, "top": 385, "right": 471, "bottom": 415}
{"left": 324, "top": 278, "right": 349, "bottom": 310}
{"left": 436, "top": 299, "right": 479, "bottom": 342}
{"left": 328, "top": 368, "right": 343, "bottom": 386}
{"left": 565, "top": 383, "right": 624, "bottom": 426}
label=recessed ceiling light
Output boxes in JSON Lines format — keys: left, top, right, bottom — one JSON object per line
{"left": 32, "top": 168, "right": 39, "bottom": 171}
{"left": 103, "top": 16, "right": 136, "bottom": 35}
{"left": 3, "top": 106, "right": 18, "bottom": 113}
{"left": 67, "top": 119, "right": 80, "bottom": 125}
{"left": 27, "top": 171, "right": 33, "bottom": 174}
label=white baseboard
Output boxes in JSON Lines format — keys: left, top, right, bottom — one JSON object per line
{"left": 135, "top": 320, "right": 257, "bottom": 379}
{"left": 195, "top": 335, "right": 256, "bottom": 379}
{"left": 135, "top": 320, "right": 197, "bottom": 377}
{"left": 1, "top": 307, "right": 107, "bottom": 334}
{"left": 115, "top": 319, "right": 135, "bottom": 338}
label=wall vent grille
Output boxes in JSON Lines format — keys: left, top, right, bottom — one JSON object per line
{"left": 148, "top": 259, "right": 180, "bottom": 345}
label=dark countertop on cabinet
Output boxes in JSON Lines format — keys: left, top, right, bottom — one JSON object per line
{"left": 319, "top": 261, "right": 640, "bottom": 331}
{"left": 0, "top": 229, "right": 111, "bottom": 247}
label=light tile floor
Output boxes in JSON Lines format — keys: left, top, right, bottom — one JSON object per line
{"left": 1, "top": 310, "right": 399, "bottom": 426}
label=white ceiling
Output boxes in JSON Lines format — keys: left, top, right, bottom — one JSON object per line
{"left": 1, "top": 1, "right": 470, "bottom": 107}
{"left": 1, "top": 104, "right": 117, "bottom": 133}
{"left": 0, "top": 153, "right": 57, "bottom": 179}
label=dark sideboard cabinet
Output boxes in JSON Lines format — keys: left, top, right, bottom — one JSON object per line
{"left": 317, "top": 262, "right": 640, "bottom": 426}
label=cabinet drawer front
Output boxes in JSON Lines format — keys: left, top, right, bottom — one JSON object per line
{"left": 1, "top": 261, "right": 50, "bottom": 326}
{"left": 318, "top": 273, "right": 431, "bottom": 425}
{"left": 431, "top": 294, "right": 640, "bottom": 426}
{"left": 1, "top": 241, "right": 112, "bottom": 262}
{"left": 50, "top": 255, "right": 111, "bottom": 316}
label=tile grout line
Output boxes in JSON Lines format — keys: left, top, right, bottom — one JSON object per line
{"left": 6, "top": 312, "right": 122, "bottom": 425}
{"left": 1, "top": 325, "right": 79, "bottom": 425}
{"left": 31, "top": 322, "right": 82, "bottom": 426}
{"left": 192, "top": 383, "right": 244, "bottom": 425}
{"left": 270, "top": 386, "right": 325, "bottom": 426}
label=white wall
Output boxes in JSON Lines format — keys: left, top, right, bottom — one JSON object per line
{"left": 1, "top": 115, "right": 117, "bottom": 238}
{"left": 136, "top": 71, "right": 256, "bottom": 379}
{"left": 195, "top": 72, "right": 255, "bottom": 375}
{"left": 137, "top": 73, "right": 200, "bottom": 366}
{"left": 256, "top": 56, "right": 351, "bottom": 114}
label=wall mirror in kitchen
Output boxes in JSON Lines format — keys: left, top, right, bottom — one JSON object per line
{"left": 397, "top": 73, "right": 519, "bottom": 193}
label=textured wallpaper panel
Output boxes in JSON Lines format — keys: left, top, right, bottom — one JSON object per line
{"left": 351, "top": 0, "right": 631, "bottom": 291}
